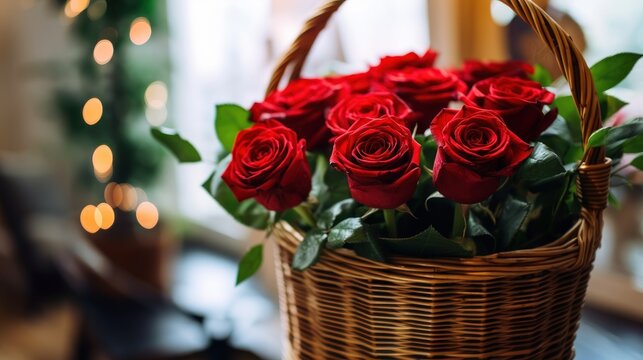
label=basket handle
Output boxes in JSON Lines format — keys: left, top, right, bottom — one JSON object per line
{"left": 266, "top": 0, "right": 610, "bottom": 266}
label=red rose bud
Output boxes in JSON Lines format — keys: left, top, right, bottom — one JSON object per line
{"left": 369, "top": 49, "right": 438, "bottom": 78}
{"left": 461, "top": 76, "right": 557, "bottom": 142}
{"left": 249, "top": 78, "right": 349, "bottom": 150}
{"left": 330, "top": 116, "right": 421, "bottom": 209}
{"left": 222, "top": 120, "right": 311, "bottom": 212}
{"left": 326, "top": 92, "right": 412, "bottom": 139}
{"left": 430, "top": 106, "right": 532, "bottom": 204}
{"left": 380, "top": 68, "right": 467, "bottom": 132}
{"left": 457, "top": 59, "right": 534, "bottom": 87}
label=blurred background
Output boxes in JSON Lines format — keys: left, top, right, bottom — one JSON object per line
{"left": 0, "top": 0, "right": 642, "bottom": 359}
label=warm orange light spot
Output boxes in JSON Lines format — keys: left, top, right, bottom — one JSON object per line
{"left": 144, "top": 81, "right": 167, "bottom": 109}
{"left": 82, "top": 97, "right": 103, "bottom": 125}
{"left": 96, "top": 203, "right": 115, "bottom": 230}
{"left": 80, "top": 205, "right": 101, "bottom": 233}
{"left": 92, "top": 144, "right": 113, "bottom": 177}
{"left": 129, "top": 17, "right": 152, "bottom": 46}
{"left": 64, "top": 0, "right": 89, "bottom": 18}
{"left": 118, "top": 183, "right": 137, "bottom": 211}
{"left": 136, "top": 201, "right": 159, "bottom": 229}
{"left": 93, "top": 39, "right": 114, "bottom": 65}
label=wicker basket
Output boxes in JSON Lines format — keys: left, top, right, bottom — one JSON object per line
{"left": 269, "top": 0, "right": 611, "bottom": 358}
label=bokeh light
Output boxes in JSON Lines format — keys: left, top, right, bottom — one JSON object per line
{"left": 93, "top": 39, "right": 114, "bottom": 65}
{"left": 104, "top": 182, "right": 121, "bottom": 207}
{"left": 80, "top": 205, "right": 101, "bottom": 233}
{"left": 92, "top": 144, "right": 113, "bottom": 180}
{"left": 145, "top": 106, "right": 167, "bottom": 126}
{"left": 64, "top": 0, "right": 89, "bottom": 18}
{"left": 87, "top": 0, "right": 107, "bottom": 20}
{"left": 96, "top": 203, "right": 115, "bottom": 230}
{"left": 118, "top": 183, "right": 138, "bottom": 211}
{"left": 82, "top": 97, "right": 103, "bottom": 125}
{"left": 144, "top": 81, "right": 168, "bottom": 109}
{"left": 136, "top": 201, "right": 159, "bottom": 229}
{"left": 129, "top": 17, "right": 152, "bottom": 45}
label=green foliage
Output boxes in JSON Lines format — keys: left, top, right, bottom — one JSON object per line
{"left": 215, "top": 104, "right": 252, "bottom": 152}
{"left": 551, "top": 96, "right": 582, "bottom": 142}
{"left": 352, "top": 225, "right": 387, "bottom": 262}
{"left": 236, "top": 244, "right": 263, "bottom": 285}
{"left": 317, "top": 199, "right": 356, "bottom": 231}
{"left": 292, "top": 230, "right": 327, "bottom": 271}
{"left": 587, "top": 127, "right": 611, "bottom": 148}
{"left": 531, "top": 64, "right": 553, "bottom": 87}
{"left": 203, "top": 155, "right": 270, "bottom": 230}
{"left": 601, "top": 95, "right": 628, "bottom": 120}
{"left": 590, "top": 52, "right": 642, "bottom": 92}
{"left": 631, "top": 154, "right": 643, "bottom": 171}
{"left": 515, "top": 142, "right": 567, "bottom": 190}
{"left": 495, "top": 195, "right": 531, "bottom": 250}
{"left": 327, "top": 217, "right": 366, "bottom": 249}
{"left": 623, "top": 133, "right": 643, "bottom": 153}
{"left": 381, "top": 226, "right": 474, "bottom": 258}
{"left": 151, "top": 127, "right": 201, "bottom": 162}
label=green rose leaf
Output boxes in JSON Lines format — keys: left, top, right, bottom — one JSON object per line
{"left": 514, "top": 142, "right": 567, "bottom": 190}
{"left": 587, "top": 127, "right": 611, "bottom": 148}
{"left": 631, "top": 154, "right": 643, "bottom": 171}
{"left": 601, "top": 95, "right": 628, "bottom": 120}
{"left": 590, "top": 52, "right": 642, "bottom": 93}
{"left": 203, "top": 155, "right": 270, "bottom": 230}
{"left": 236, "top": 244, "right": 263, "bottom": 285}
{"left": 352, "top": 224, "right": 386, "bottom": 262}
{"left": 327, "top": 217, "right": 367, "bottom": 249}
{"left": 215, "top": 104, "right": 252, "bottom": 152}
{"left": 531, "top": 64, "right": 553, "bottom": 87}
{"left": 623, "top": 133, "right": 643, "bottom": 153}
{"left": 452, "top": 203, "right": 466, "bottom": 239}
{"left": 317, "top": 199, "right": 356, "bottom": 230}
{"left": 551, "top": 96, "right": 582, "bottom": 143}
{"left": 600, "top": 119, "right": 643, "bottom": 157}
{"left": 496, "top": 195, "right": 531, "bottom": 250}
{"left": 150, "top": 127, "right": 201, "bottom": 162}
{"left": 381, "top": 226, "right": 474, "bottom": 258}
{"left": 292, "top": 229, "right": 328, "bottom": 271}
{"left": 310, "top": 154, "right": 329, "bottom": 203}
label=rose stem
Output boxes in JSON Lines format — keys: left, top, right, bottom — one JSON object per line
{"left": 383, "top": 209, "right": 398, "bottom": 238}
{"left": 294, "top": 205, "right": 317, "bottom": 229}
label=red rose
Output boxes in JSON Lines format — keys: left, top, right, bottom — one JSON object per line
{"left": 330, "top": 116, "right": 421, "bottom": 209}
{"left": 326, "top": 92, "right": 412, "bottom": 138}
{"left": 370, "top": 49, "right": 438, "bottom": 78}
{"left": 461, "top": 76, "right": 556, "bottom": 142}
{"left": 249, "top": 78, "right": 348, "bottom": 149}
{"left": 457, "top": 60, "right": 534, "bottom": 86}
{"left": 380, "top": 68, "right": 467, "bottom": 132}
{"left": 222, "top": 120, "right": 311, "bottom": 212}
{"left": 431, "top": 106, "right": 532, "bottom": 204}
{"left": 327, "top": 71, "right": 373, "bottom": 94}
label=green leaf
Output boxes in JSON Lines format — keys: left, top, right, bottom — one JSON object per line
{"left": 514, "top": 142, "right": 566, "bottom": 190}
{"left": 292, "top": 230, "right": 327, "bottom": 271}
{"left": 605, "top": 119, "right": 643, "bottom": 157}
{"left": 551, "top": 96, "right": 582, "bottom": 142}
{"left": 608, "top": 191, "right": 620, "bottom": 209}
{"left": 590, "top": 52, "right": 642, "bottom": 92}
{"left": 352, "top": 225, "right": 386, "bottom": 262}
{"left": 587, "top": 127, "right": 611, "bottom": 148}
{"left": 451, "top": 204, "right": 465, "bottom": 239}
{"left": 496, "top": 195, "right": 531, "bottom": 250}
{"left": 381, "top": 226, "right": 474, "bottom": 258}
{"left": 321, "top": 166, "right": 351, "bottom": 206}
{"left": 467, "top": 211, "right": 495, "bottom": 254}
{"left": 623, "top": 133, "right": 643, "bottom": 153}
{"left": 631, "top": 154, "right": 643, "bottom": 171}
{"left": 236, "top": 244, "right": 263, "bottom": 285}
{"left": 317, "top": 199, "right": 356, "bottom": 230}
{"left": 531, "top": 64, "right": 553, "bottom": 86}
{"left": 151, "top": 127, "right": 201, "bottom": 162}
{"left": 310, "top": 154, "right": 329, "bottom": 203}
{"left": 327, "top": 217, "right": 366, "bottom": 249}
{"left": 601, "top": 95, "right": 628, "bottom": 120}
{"left": 215, "top": 104, "right": 251, "bottom": 152}
{"left": 204, "top": 155, "right": 270, "bottom": 230}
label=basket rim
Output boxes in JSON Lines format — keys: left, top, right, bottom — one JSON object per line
{"left": 274, "top": 219, "right": 584, "bottom": 279}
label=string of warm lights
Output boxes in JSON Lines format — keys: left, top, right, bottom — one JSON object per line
{"left": 68, "top": 0, "right": 161, "bottom": 233}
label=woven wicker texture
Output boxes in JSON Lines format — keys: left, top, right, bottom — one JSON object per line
{"left": 268, "top": 0, "right": 610, "bottom": 358}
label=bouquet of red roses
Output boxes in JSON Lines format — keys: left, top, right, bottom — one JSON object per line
{"left": 153, "top": 50, "right": 642, "bottom": 284}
